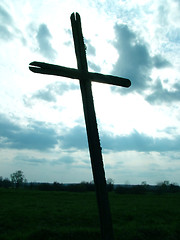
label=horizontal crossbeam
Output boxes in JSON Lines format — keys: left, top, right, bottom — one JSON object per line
{"left": 29, "top": 61, "right": 131, "bottom": 88}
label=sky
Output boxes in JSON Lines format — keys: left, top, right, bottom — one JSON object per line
{"left": 0, "top": 0, "right": 180, "bottom": 185}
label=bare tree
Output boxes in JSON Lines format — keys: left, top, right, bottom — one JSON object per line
{"left": 10, "top": 170, "right": 27, "bottom": 188}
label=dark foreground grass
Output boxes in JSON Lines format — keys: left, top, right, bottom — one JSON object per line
{"left": 0, "top": 189, "right": 180, "bottom": 240}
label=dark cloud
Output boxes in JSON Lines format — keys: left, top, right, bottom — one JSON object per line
{"left": 112, "top": 24, "right": 152, "bottom": 92}
{"left": 31, "top": 81, "right": 79, "bottom": 102}
{"left": 14, "top": 155, "right": 48, "bottom": 164}
{"left": 0, "top": 5, "right": 14, "bottom": 41}
{"left": 1, "top": 113, "right": 179, "bottom": 154}
{"left": 0, "top": 25, "right": 13, "bottom": 41}
{"left": 0, "top": 5, "right": 26, "bottom": 44}
{"left": 88, "top": 61, "right": 101, "bottom": 72}
{"left": 51, "top": 156, "right": 75, "bottom": 165}
{"left": 85, "top": 39, "right": 96, "bottom": 56}
{"left": 32, "top": 88, "right": 56, "bottom": 102}
{"left": 146, "top": 79, "right": 180, "bottom": 104}
{"left": 14, "top": 155, "right": 74, "bottom": 165}
{"left": 36, "top": 24, "right": 57, "bottom": 60}
{"left": 0, "top": 114, "right": 58, "bottom": 150}
{"left": 101, "top": 130, "right": 180, "bottom": 152}
{"left": 152, "top": 55, "right": 172, "bottom": 69}
{"left": 60, "top": 125, "right": 88, "bottom": 149}
{"left": 0, "top": 5, "right": 13, "bottom": 24}
{"left": 60, "top": 125, "right": 180, "bottom": 153}
{"left": 111, "top": 24, "right": 171, "bottom": 94}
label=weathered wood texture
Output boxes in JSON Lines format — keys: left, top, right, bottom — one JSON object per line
{"left": 70, "top": 12, "right": 114, "bottom": 240}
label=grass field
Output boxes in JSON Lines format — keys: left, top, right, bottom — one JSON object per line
{"left": 0, "top": 189, "right": 180, "bottom": 240}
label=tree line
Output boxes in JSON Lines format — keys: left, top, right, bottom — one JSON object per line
{"left": 0, "top": 170, "right": 180, "bottom": 194}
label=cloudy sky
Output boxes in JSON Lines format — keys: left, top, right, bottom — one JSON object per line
{"left": 0, "top": 0, "right": 180, "bottom": 184}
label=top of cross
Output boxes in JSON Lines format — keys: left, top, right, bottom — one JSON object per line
{"left": 29, "top": 12, "right": 131, "bottom": 88}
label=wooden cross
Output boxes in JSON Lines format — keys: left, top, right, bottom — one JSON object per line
{"left": 29, "top": 12, "right": 131, "bottom": 240}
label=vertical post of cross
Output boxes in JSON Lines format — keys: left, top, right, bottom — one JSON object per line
{"left": 71, "top": 13, "right": 114, "bottom": 240}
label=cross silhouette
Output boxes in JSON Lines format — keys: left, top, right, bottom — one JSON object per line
{"left": 29, "top": 12, "right": 131, "bottom": 240}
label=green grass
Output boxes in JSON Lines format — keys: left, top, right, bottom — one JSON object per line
{"left": 0, "top": 189, "right": 180, "bottom": 240}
